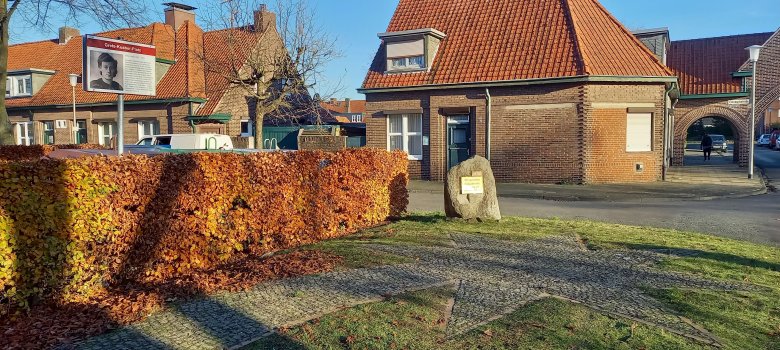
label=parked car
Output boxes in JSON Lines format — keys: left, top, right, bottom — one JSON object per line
{"left": 135, "top": 134, "right": 234, "bottom": 150}
{"left": 707, "top": 134, "right": 728, "bottom": 152}
{"left": 770, "top": 130, "right": 780, "bottom": 150}
{"left": 757, "top": 134, "right": 771, "bottom": 147}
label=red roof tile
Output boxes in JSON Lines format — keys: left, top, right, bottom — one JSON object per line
{"left": 197, "top": 28, "right": 264, "bottom": 115}
{"left": 667, "top": 32, "right": 773, "bottom": 95}
{"left": 320, "top": 100, "right": 366, "bottom": 114}
{"left": 362, "top": 0, "right": 671, "bottom": 90}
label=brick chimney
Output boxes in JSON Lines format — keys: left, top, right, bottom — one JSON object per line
{"left": 254, "top": 4, "right": 277, "bottom": 33}
{"left": 345, "top": 98, "right": 351, "bottom": 113}
{"left": 58, "top": 27, "right": 80, "bottom": 45}
{"left": 164, "top": 2, "right": 197, "bottom": 31}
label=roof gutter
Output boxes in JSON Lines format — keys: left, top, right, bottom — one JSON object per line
{"left": 358, "top": 75, "right": 678, "bottom": 94}
{"left": 7, "top": 97, "right": 208, "bottom": 111}
{"left": 678, "top": 92, "right": 749, "bottom": 100}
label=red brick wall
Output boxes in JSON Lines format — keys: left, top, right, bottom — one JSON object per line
{"left": 582, "top": 83, "right": 666, "bottom": 183}
{"left": 366, "top": 84, "right": 585, "bottom": 183}
{"left": 366, "top": 82, "right": 668, "bottom": 184}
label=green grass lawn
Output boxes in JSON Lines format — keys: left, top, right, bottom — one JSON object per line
{"left": 248, "top": 214, "right": 780, "bottom": 350}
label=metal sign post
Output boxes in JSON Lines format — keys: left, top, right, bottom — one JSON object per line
{"left": 117, "top": 94, "right": 124, "bottom": 156}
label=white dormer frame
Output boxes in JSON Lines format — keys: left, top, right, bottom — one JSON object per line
{"left": 379, "top": 28, "right": 446, "bottom": 74}
{"left": 5, "top": 68, "right": 56, "bottom": 98}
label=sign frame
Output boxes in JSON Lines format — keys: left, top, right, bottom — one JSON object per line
{"left": 82, "top": 35, "right": 157, "bottom": 96}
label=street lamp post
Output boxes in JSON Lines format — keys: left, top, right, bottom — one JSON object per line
{"left": 746, "top": 45, "right": 762, "bottom": 180}
{"left": 68, "top": 74, "right": 80, "bottom": 144}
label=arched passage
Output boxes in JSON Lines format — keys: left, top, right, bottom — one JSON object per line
{"left": 673, "top": 105, "right": 749, "bottom": 166}
{"left": 682, "top": 116, "right": 740, "bottom": 164}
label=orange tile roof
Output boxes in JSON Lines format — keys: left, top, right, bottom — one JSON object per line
{"left": 320, "top": 100, "right": 366, "bottom": 114}
{"left": 667, "top": 32, "right": 773, "bottom": 95}
{"left": 6, "top": 21, "right": 264, "bottom": 112}
{"left": 362, "top": 0, "right": 671, "bottom": 90}
{"left": 197, "top": 28, "right": 264, "bottom": 115}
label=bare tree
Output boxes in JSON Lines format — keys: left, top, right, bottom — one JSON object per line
{"left": 0, "top": 0, "right": 149, "bottom": 145}
{"left": 199, "top": 0, "right": 339, "bottom": 149}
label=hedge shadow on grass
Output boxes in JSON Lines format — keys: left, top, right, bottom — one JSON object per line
{"left": 625, "top": 243, "right": 780, "bottom": 273}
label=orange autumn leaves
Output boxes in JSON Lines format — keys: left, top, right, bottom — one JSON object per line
{"left": 0, "top": 148, "right": 409, "bottom": 313}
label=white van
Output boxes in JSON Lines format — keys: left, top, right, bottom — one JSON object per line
{"left": 136, "top": 134, "right": 234, "bottom": 150}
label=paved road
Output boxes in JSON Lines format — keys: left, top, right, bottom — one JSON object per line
{"left": 409, "top": 147, "right": 780, "bottom": 246}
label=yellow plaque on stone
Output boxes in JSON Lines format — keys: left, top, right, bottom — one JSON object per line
{"left": 461, "top": 176, "right": 484, "bottom": 194}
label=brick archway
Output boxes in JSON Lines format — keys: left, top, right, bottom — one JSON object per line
{"left": 672, "top": 105, "right": 748, "bottom": 166}
{"left": 756, "top": 84, "right": 780, "bottom": 132}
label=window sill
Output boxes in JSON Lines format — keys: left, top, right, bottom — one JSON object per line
{"left": 6, "top": 94, "right": 32, "bottom": 99}
{"left": 385, "top": 67, "right": 428, "bottom": 74}
{"left": 408, "top": 155, "right": 423, "bottom": 161}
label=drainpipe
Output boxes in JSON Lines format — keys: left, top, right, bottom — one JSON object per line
{"left": 663, "top": 84, "right": 673, "bottom": 181}
{"left": 485, "top": 88, "right": 492, "bottom": 161}
{"left": 670, "top": 94, "right": 679, "bottom": 171}
{"left": 188, "top": 102, "right": 196, "bottom": 133}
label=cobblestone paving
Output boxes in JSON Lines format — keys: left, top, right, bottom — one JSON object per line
{"left": 72, "top": 234, "right": 756, "bottom": 349}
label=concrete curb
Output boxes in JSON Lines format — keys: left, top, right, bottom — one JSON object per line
{"left": 409, "top": 182, "right": 769, "bottom": 203}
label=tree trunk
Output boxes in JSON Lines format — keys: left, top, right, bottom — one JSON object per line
{"left": 253, "top": 99, "right": 264, "bottom": 149}
{"left": 0, "top": 13, "right": 15, "bottom": 145}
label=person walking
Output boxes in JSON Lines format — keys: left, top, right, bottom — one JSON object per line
{"left": 701, "top": 133, "right": 713, "bottom": 161}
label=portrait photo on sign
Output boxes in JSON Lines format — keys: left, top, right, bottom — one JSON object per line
{"left": 89, "top": 51, "right": 124, "bottom": 91}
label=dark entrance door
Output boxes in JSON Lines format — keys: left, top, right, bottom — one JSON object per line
{"left": 447, "top": 115, "right": 471, "bottom": 169}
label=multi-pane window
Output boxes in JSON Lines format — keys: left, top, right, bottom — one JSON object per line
{"left": 391, "top": 55, "right": 425, "bottom": 70}
{"left": 42, "top": 121, "right": 55, "bottom": 145}
{"left": 6, "top": 75, "right": 32, "bottom": 97}
{"left": 98, "top": 122, "right": 116, "bottom": 146}
{"left": 15, "top": 122, "right": 33, "bottom": 145}
{"left": 76, "top": 120, "right": 88, "bottom": 144}
{"left": 138, "top": 120, "right": 160, "bottom": 140}
{"left": 387, "top": 114, "right": 423, "bottom": 160}
{"left": 350, "top": 114, "right": 363, "bottom": 123}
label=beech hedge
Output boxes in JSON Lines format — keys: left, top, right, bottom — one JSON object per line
{"left": 0, "top": 144, "right": 110, "bottom": 161}
{"left": 0, "top": 149, "right": 408, "bottom": 311}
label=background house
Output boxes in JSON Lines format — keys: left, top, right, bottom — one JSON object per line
{"left": 6, "top": 3, "right": 283, "bottom": 147}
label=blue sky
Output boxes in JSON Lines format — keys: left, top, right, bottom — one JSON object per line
{"left": 10, "top": 0, "right": 778, "bottom": 100}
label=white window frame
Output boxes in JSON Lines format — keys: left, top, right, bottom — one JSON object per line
{"left": 6, "top": 75, "right": 32, "bottom": 97}
{"left": 626, "top": 112, "right": 653, "bottom": 152}
{"left": 240, "top": 120, "right": 254, "bottom": 137}
{"left": 387, "top": 114, "right": 423, "bottom": 160}
{"left": 15, "top": 122, "right": 33, "bottom": 145}
{"left": 389, "top": 55, "right": 425, "bottom": 70}
{"left": 350, "top": 114, "right": 363, "bottom": 123}
{"left": 98, "top": 122, "right": 116, "bottom": 146}
{"left": 137, "top": 120, "right": 160, "bottom": 140}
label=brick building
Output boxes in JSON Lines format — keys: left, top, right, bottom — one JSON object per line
{"left": 751, "top": 30, "right": 780, "bottom": 134}
{"left": 6, "top": 3, "right": 282, "bottom": 147}
{"left": 665, "top": 32, "right": 774, "bottom": 166}
{"left": 359, "top": 0, "right": 677, "bottom": 184}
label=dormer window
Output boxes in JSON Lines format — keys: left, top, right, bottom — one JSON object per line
{"left": 6, "top": 75, "right": 32, "bottom": 97}
{"left": 379, "top": 28, "right": 446, "bottom": 74}
{"left": 5, "top": 69, "right": 55, "bottom": 98}
{"left": 391, "top": 55, "right": 425, "bottom": 70}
